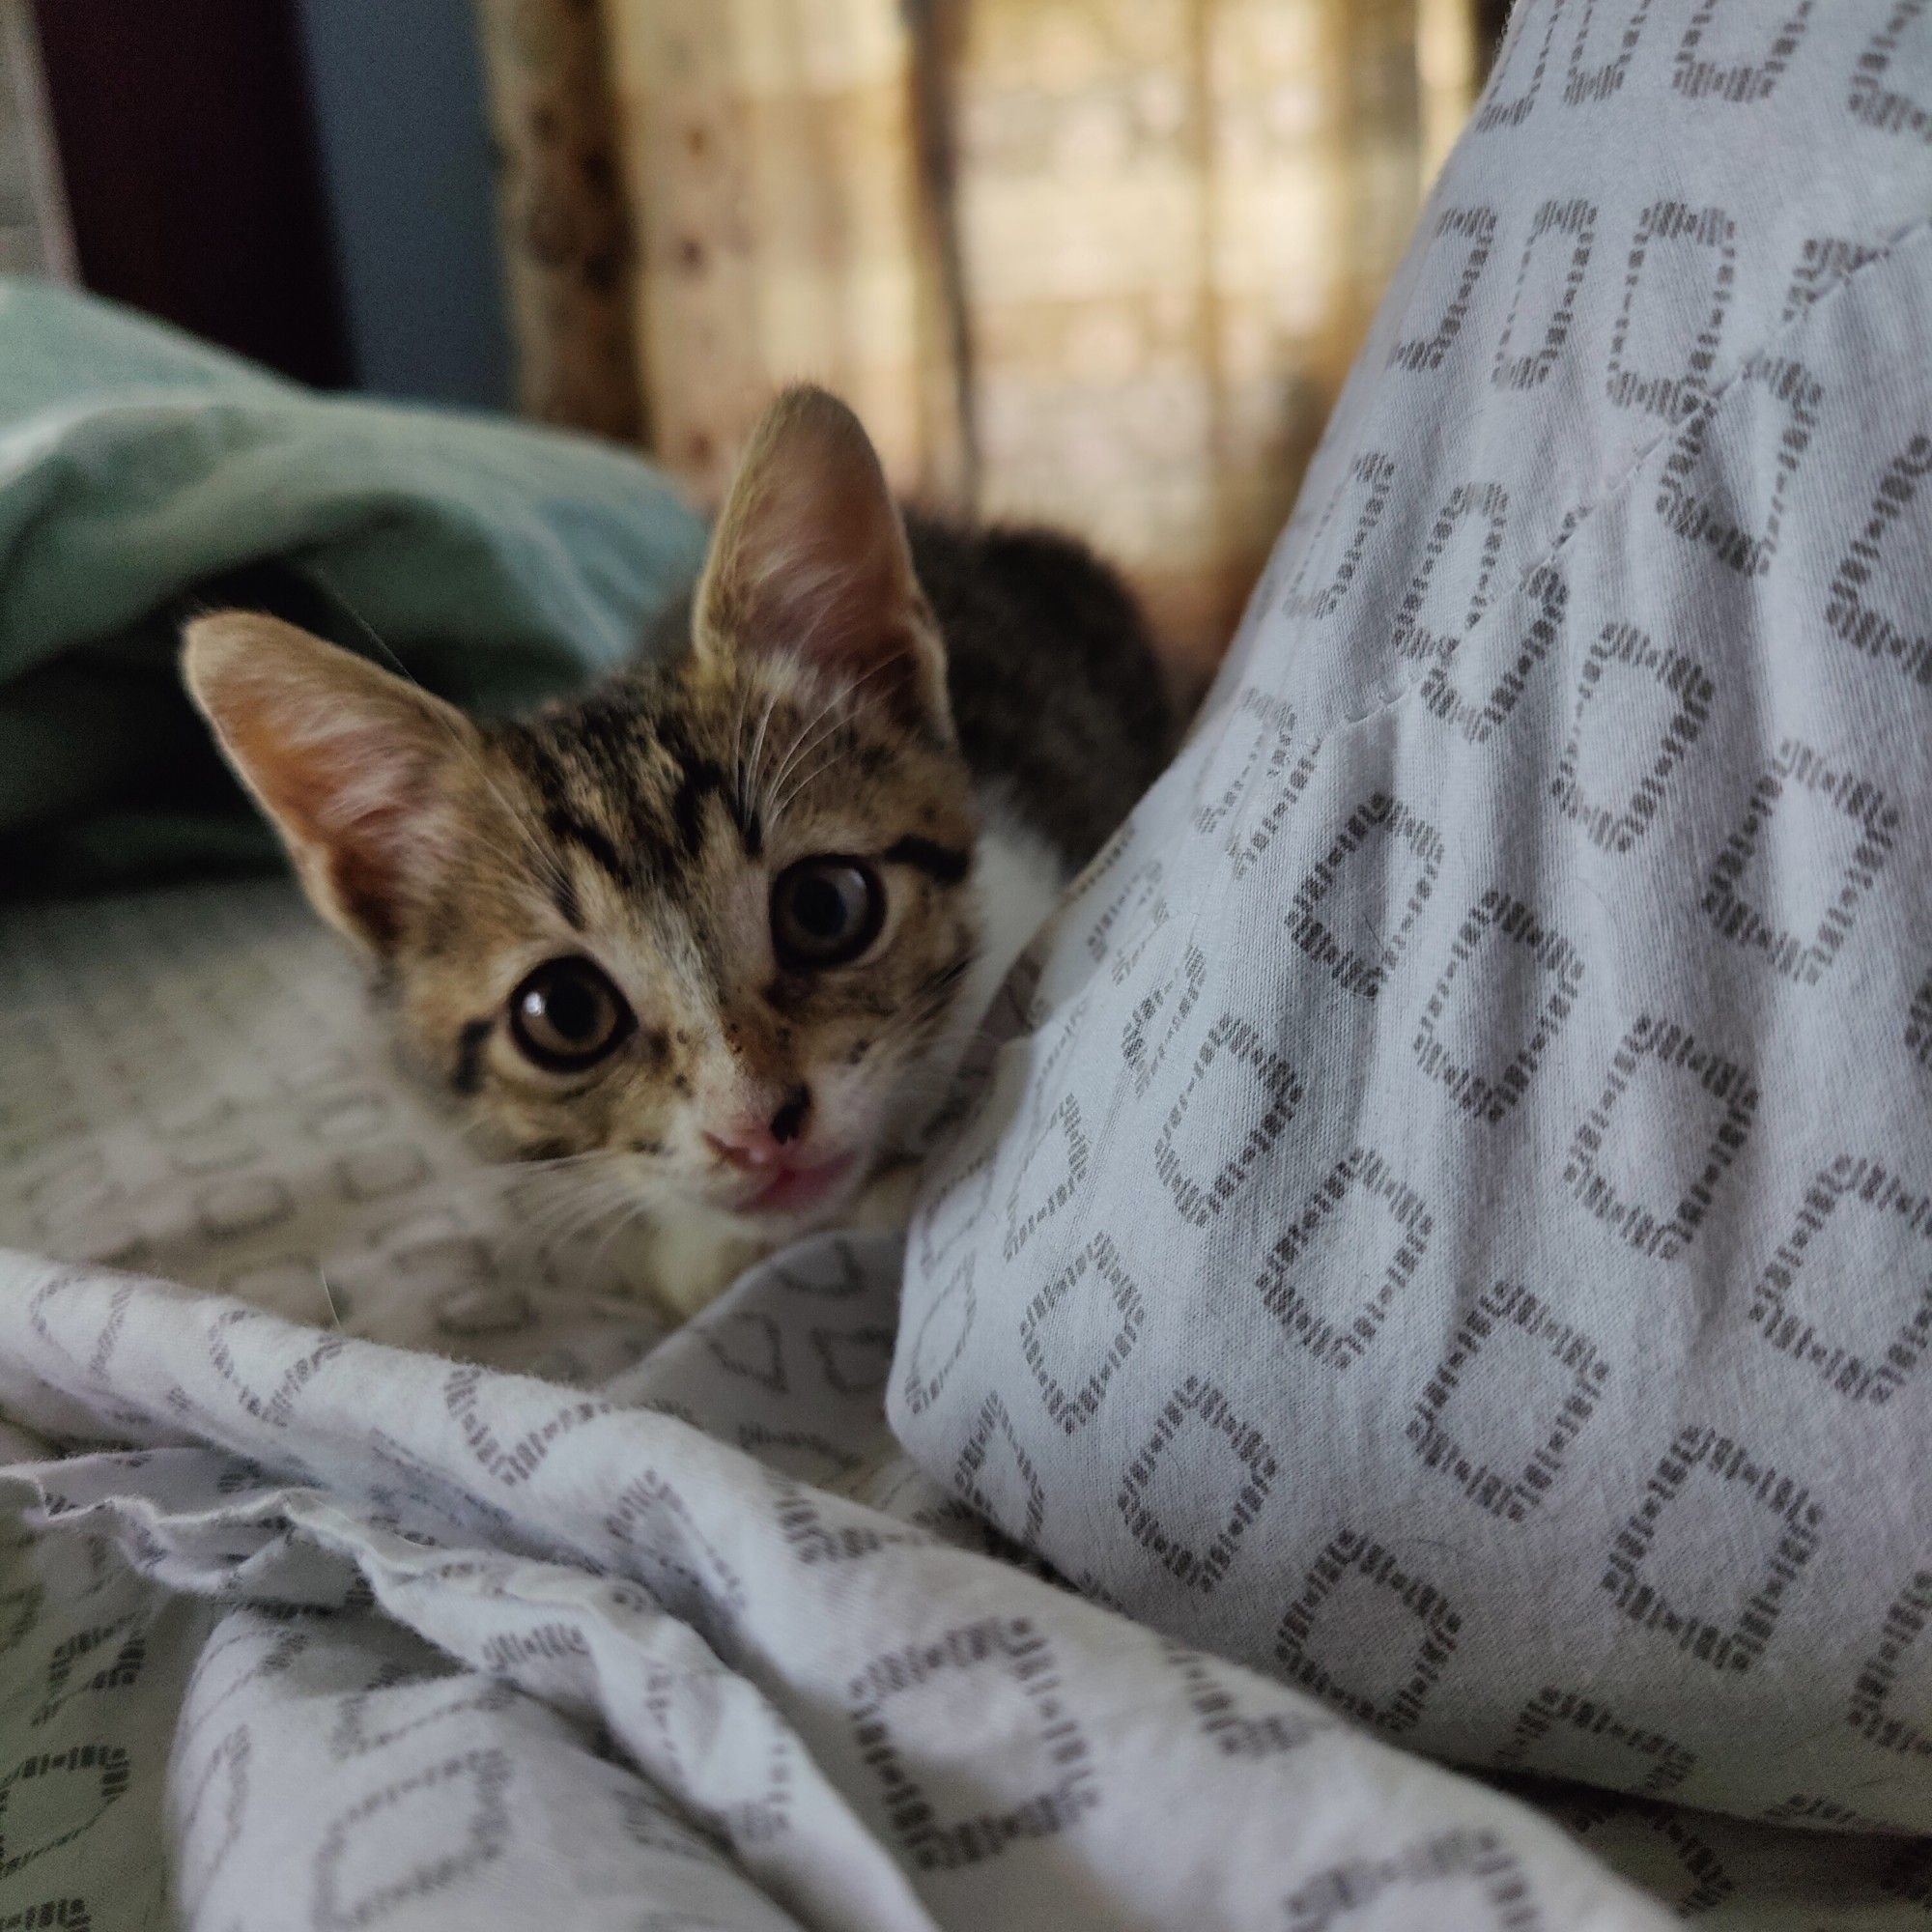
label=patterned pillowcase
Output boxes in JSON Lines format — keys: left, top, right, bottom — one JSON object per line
{"left": 894, "top": 0, "right": 1932, "bottom": 1834}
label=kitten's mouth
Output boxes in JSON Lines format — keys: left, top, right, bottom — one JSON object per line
{"left": 734, "top": 1152, "right": 858, "bottom": 1218}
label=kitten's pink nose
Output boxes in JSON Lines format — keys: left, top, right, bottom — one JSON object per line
{"left": 704, "top": 1087, "right": 811, "bottom": 1169}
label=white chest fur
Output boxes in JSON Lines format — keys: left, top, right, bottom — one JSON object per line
{"left": 960, "top": 801, "right": 1065, "bottom": 1032}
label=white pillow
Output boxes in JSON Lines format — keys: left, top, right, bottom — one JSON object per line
{"left": 895, "top": 0, "right": 1932, "bottom": 1835}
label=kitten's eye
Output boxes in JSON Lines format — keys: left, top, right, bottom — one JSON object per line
{"left": 770, "top": 858, "right": 885, "bottom": 970}
{"left": 508, "top": 956, "right": 634, "bottom": 1072}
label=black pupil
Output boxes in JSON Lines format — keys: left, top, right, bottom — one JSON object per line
{"left": 539, "top": 973, "right": 602, "bottom": 1041}
{"left": 793, "top": 872, "right": 852, "bottom": 940}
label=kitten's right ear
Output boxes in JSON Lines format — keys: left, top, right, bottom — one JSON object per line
{"left": 182, "top": 611, "right": 474, "bottom": 954}
{"left": 693, "top": 384, "right": 952, "bottom": 737}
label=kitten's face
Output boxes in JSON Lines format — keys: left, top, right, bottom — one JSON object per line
{"left": 184, "top": 386, "right": 983, "bottom": 1236}
{"left": 394, "top": 652, "right": 977, "bottom": 1232}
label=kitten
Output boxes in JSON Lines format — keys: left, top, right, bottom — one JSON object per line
{"left": 182, "top": 385, "right": 1174, "bottom": 1318}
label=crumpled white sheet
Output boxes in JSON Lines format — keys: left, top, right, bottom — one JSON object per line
{"left": 4, "top": 847, "right": 1924, "bottom": 1932}
{"left": 0, "top": 880, "right": 1690, "bottom": 1932}
{"left": 1, "top": 1240, "right": 1682, "bottom": 1932}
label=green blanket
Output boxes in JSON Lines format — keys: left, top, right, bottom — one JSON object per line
{"left": 0, "top": 277, "right": 708, "bottom": 894}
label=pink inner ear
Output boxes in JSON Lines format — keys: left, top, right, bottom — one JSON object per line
{"left": 218, "top": 686, "right": 449, "bottom": 951}
{"left": 745, "top": 529, "right": 916, "bottom": 677}
{"left": 700, "top": 387, "right": 945, "bottom": 724}
{"left": 725, "top": 500, "right": 949, "bottom": 736}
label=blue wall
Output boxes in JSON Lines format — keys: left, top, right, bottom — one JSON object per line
{"left": 295, "top": 0, "right": 513, "bottom": 410}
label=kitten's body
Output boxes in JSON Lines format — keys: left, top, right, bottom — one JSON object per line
{"left": 185, "top": 389, "right": 1173, "bottom": 1321}
{"left": 901, "top": 516, "right": 1175, "bottom": 867}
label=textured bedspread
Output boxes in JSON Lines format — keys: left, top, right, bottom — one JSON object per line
{"left": 1, "top": 879, "right": 1926, "bottom": 1932}
{"left": 0, "top": 882, "right": 1676, "bottom": 1932}
{"left": 0, "top": 1249, "right": 1673, "bottom": 1932}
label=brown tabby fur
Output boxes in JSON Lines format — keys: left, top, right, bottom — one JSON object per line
{"left": 183, "top": 385, "right": 1172, "bottom": 1316}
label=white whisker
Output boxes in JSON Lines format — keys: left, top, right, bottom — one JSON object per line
{"left": 730, "top": 676, "right": 755, "bottom": 825}
{"left": 316, "top": 1267, "right": 346, "bottom": 1333}
{"left": 309, "top": 566, "right": 585, "bottom": 913}
{"left": 583, "top": 1195, "right": 656, "bottom": 1281}
{"left": 525, "top": 1176, "right": 640, "bottom": 1260}
{"left": 759, "top": 658, "right": 899, "bottom": 828}
{"left": 744, "top": 682, "right": 782, "bottom": 826}
{"left": 768, "top": 748, "right": 848, "bottom": 825}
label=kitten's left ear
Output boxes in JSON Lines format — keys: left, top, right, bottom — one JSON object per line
{"left": 695, "top": 384, "right": 952, "bottom": 738}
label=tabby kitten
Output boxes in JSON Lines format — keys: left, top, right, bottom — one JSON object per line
{"left": 183, "top": 385, "right": 1173, "bottom": 1317}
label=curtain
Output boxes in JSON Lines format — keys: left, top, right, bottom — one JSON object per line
{"left": 476, "top": 0, "right": 645, "bottom": 442}
{"left": 0, "top": 0, "right": 73, "bottom": 280}
{"left": 596, "top": 0, "right": 955, "bottom": 500}
{"left": 482, "top": 0, "right": 1481, "bottom": 682}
